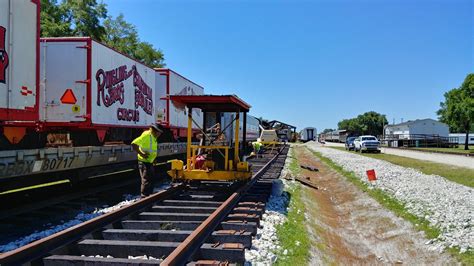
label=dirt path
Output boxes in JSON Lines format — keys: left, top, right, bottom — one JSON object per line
{"left": 292, "top": 145, "right": 454, "bottom": 264}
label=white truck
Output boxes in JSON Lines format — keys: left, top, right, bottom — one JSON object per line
{"left": 354, "top": 135, "right": 381, "bottom": 153}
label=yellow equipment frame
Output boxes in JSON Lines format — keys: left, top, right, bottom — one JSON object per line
{"left": 168, "top": 103, "right": 252, "bottom": 182}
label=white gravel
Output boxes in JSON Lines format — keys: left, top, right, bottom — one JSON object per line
{"left": 244, "top": 154, "right": 293, "bottom": 265}
{"left": 307, "top": 143, "right": 474, "bottom": 253}
{"left": 0, "top": 182, "right": 171, "bottom": 253}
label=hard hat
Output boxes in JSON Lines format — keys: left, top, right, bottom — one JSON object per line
{"left": 150, "top": 124, "right": 163, "bottom": 133}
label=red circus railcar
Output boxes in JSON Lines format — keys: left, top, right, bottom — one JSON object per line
{"left": 155, "top": 68, "right": 204, "bottom": 141}
{"left": 36, "top": 37, "right": 156, "bottom": 146}
{"left": 0, "top": 0, "right": 40, "bottom": 148}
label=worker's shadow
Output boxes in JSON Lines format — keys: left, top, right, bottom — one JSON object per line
{"left": 266, "top": 191, "right": 291, "bottom": 216}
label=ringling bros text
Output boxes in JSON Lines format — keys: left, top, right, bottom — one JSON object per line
{"left": 96, "top": 65, "right": 153, "bottom": 122}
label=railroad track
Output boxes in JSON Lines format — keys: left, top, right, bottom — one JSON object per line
{"left": 0, "top": 168, "right": 148, "bottom": 249}
{"left": 0, "top": 146, "right": 289, "bottom": 265}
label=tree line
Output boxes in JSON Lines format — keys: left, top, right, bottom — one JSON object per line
{"left": 40, "top": 0, "right": 165, "bottom": 68}
{"left": 320, "top": 112, "right": 387, "bottom": 137}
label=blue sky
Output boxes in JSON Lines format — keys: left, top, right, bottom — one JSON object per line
{"left": 104, "top": 0, "right": 472, "bottom": 131}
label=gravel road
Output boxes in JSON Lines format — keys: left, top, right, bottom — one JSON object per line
{"left": 382, "top": 147, "right": 474, "bottom": 169}
{"left": 323, "top": 142, "right": 474, "bottom": 169}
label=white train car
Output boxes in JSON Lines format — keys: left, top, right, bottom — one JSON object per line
{"left": 300, "top": 127, "right": 317, "bottom": 142}
{"left": 155, "top": 68, "right": 204, "bottom": 139}
{"left": 39, "top": 37, "right": 156, "bottom": 145}
{"left": 0, "top": 0, "right": 40, "bottom": 144}
{"left": 221, "top": 113, "right": 260, "bottom": 143}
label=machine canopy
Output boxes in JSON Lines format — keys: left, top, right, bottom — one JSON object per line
{"left": 170, "top": 95, "right": 251, "bottom": 112}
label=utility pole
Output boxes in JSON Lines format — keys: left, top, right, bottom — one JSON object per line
{"left": 382, "top": 117, "right": 385, "bottom": 140}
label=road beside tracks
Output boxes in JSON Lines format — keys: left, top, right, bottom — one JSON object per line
{"left": 323, "top": 142, "right": 474, "bottom": 170}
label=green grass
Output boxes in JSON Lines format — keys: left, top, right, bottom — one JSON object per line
{"left": 311, "top": 148, "right": 474, "bottom": 264}
{"left": 331, "top": 147, "right": 474, "bottom": 188}
{"left": 275, "top": 184, "right": 311, "bottom": 265}
{"left": 288, "top": 149, "right": 302, "bottom": 176}
{"left": 275, "top": 148, "right": 310, "bottom": 265}
{"left": 410, "top": 146, "right": 474, "bottom": 155}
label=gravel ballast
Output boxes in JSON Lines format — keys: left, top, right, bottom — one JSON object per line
{"left": 307, "top": 143, "right": 473, "bottom": 253}
{"left": 0, "top": 183, "right": 171, "bottom": 253}
{"left": 244, "top": 153, "right": 293, "bottom": 265}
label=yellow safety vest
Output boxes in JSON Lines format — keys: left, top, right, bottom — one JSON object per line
{"left": 252, "top": 141, "right": 262, "bottom": 151}
{"left": 132, "top": 130, "right": 158, "bottom": 163}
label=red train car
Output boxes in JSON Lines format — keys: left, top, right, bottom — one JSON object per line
{"left": 0, "top": 0, "right": 40, "bottom": 147}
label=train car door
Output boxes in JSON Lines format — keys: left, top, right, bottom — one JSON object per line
{"left": 40, "top": 40, "right": 87, "bottom": 122}
{"left": 307, "top": 128, "right": 314, "bottom": 140}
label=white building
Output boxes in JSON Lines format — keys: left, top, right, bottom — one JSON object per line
{"left": 449, "top": 133, "right": 474, "bottom": 145}
{"left": 384, "top": 119, "right": 449, "bottom": 139}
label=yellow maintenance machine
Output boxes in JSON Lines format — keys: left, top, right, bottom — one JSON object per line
{"left": 167, "top": 95, "right": 252, "bottom": 182}
{"left": 257, "top": 120, "right": 296, "bottom": 152}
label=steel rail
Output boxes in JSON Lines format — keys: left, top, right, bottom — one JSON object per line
{"left": 161, "top": 145, "right": 286, "bottom": 265}
{"left": 0, "top": 184, "right": 184, "bottom": 265}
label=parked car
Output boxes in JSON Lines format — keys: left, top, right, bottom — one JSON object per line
{"left": 354, "top": 135, "right": 381, "bottom": 153}
{"left": 345, "top": 137, "right": 356, "bottom": 151}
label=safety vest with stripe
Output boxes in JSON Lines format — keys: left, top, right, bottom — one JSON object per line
{"left": 132, "top": 130, "right": 158, "bottom": 163}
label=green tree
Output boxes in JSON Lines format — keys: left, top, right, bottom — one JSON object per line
{"left": 103, "top": 14, "right": 139, "bottom": 57}
{"left": 134, "top": 42, "right": 165, "bottom": 68}
{"left": 40, "top": 2, "right": 165, "bottom": 67}
{"left": 60, "top": 0, "right": 107, "bottom": 41}
{"left": 321, "top": 128, "right": 334, "bottom": 134}
{"left": 357, "top": 111, "right": 387, "bottom": 136}
{"left": 337, "top": 119, "right": 351, "bottom": 131}
{"left": 40, "top": 0, "right": 72, "bottom": 37}
{"left": 438, "top": 74, "right": 474, "bottom": 150}
{"left": 103, "top": 14, "right": 165, "bottom": 68}
{"left": 338, "top": 112, "right": 387, "bottom": 136}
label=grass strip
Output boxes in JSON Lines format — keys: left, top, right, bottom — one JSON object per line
{"left": 411, "top": 146, "right": 474, "bottom": 155}
{"left": 275, "top": 148, "right": 310, "bottom": 265}
{"left": 311, "top": 148, "right": 474, "bottom": 264}
{"left": 331, "top": 146, "right": 474, "bottom": 188}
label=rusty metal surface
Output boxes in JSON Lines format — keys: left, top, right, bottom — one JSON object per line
{"left": 161, "top": 146, "right": 286, "bottom": 265}
{"left": 0, "top": 184, "right": 183, "bottom": 265}
{"left": 295, "top": 176, "right": 319, "bottom": 190}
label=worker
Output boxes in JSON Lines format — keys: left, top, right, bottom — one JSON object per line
{"left": 252, "top": 138, "right": 263, "bottom": 157}
{"left": 131, "top": 124, "right": 163, "bottom": 198}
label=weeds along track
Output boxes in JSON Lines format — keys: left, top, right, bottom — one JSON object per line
{"left": 0, "top": 146, "right": 289, "bottom": 265}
